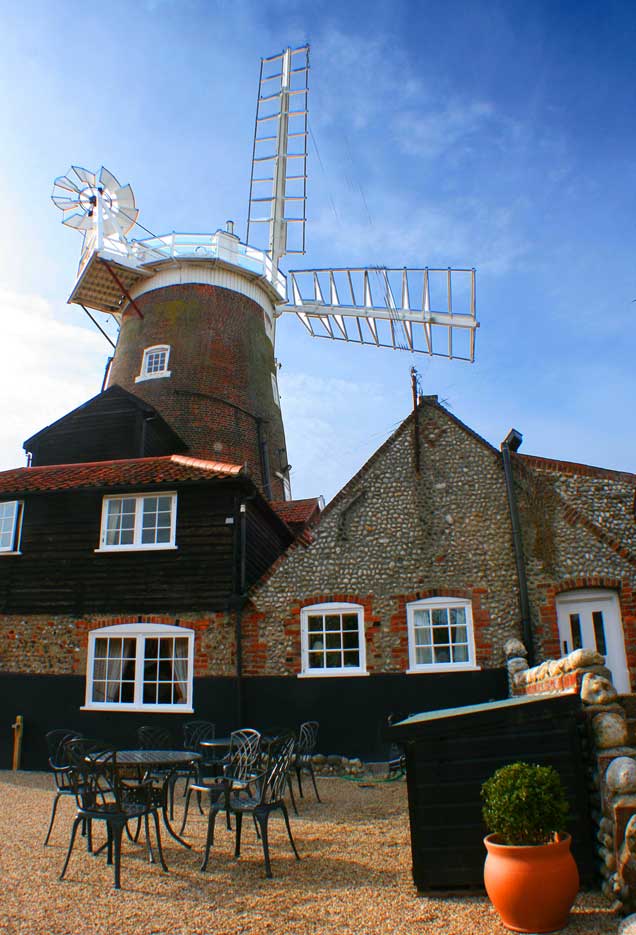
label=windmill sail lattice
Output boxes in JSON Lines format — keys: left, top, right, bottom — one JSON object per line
{"left": 247, "top": 45, "right": 309, "bottom": 268}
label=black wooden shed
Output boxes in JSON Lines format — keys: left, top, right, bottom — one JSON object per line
{"left": 389, "top": 693, "right": 596, "bottom": 891}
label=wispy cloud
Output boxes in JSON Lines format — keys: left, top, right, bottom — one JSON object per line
{"left": 279, "top": 370, "right": 398, "bottom": 502}
{"left": 0, "top": 290, "right": 107, "bottom": 469}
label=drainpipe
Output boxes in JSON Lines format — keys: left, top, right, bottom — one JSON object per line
{"left": 500, "top": 429, "right": 535, "bottom": 666}
{"left": 231, "top": 496, "right": 250, "bottom": 727}
{"left": 255, "top": 418, "right": 272, "bottom": 500}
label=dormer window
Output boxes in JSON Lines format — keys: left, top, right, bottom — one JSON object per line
{"left": 136, "top": 345, "right": 171, "bottom": 383}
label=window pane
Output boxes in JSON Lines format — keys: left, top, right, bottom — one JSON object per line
{"left": 325, "top": 653, "right": 340, "bottom": 668}
{"left": 343, "top": 650, "right": 360, "bottom": 667}
{"left": 143, "top": 682, "right": 158, "bottom": 704}
{"left": 415, "top": 628, "right": 432, "bottom": 647}
{"left": 309, "top": 636, "right": 324, "bottom": 651}
{"left": 0, "top": 501, "right": 18, "bottom": 550}
{"left": 94, "top": 638, "right": 108, "bottom": 660}
{"left": 452, "top": 644, "right": 469, "bottom": 663}
{"left": 307, "top": 616, "right": 322, "bottom": 633}
{"left": 432, "top": 608, "right": 448, "bottom": 627}
{"left": 434, "top": 646, "right": 451, "bottom": 664}
{"left": 451, "top": 626, "right": 468, "bottom": 643}
{"left": 121, "top": 680, "right": 135, "bottom": 702}
{"left": 308, "top": 651, "right": 323, "bottom": 668}
{"left": 343, "top": 631, "right": 359, "bottom": 650}
{"left": 92, "top": 681, "right": 106, "bottom": 702}
{"left": 146, "top": 638, "right": 158, "bottom": 658}
{"left": 433, "top": 627, "right": 449, "bottom": 646}
{"left": 416, "top": 646, "right": 433, "bottom": 665}
{"left": 569, "top": 614, "right": 582, "bottom": 650}
{"left": 325, "top": 632, "right": 341, "bottom": 650}
{"left": 342, "top": 614, "right": 358, "bottom": 631}
{"left": 593, "top": 611, "right": 607, "bottom": 655}
{"left": 413, "top": 609, "right": 430, "bottom": 628}
{"left": 324, "top": 615, "right": 340, "bottom": 631}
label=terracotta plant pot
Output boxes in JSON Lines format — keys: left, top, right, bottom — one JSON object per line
{"left": 483, "top": 833, "right": 579, "bottom": 933}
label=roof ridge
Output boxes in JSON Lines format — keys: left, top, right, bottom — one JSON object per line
{"left": 515, "top": 452, "right": 636, "bottom": 483}
{"left": 169, "top": 455, "right": 243, "bottom": 474}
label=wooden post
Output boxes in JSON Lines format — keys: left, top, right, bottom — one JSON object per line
{"left": 11, "top": 715, "right": 23, "bottom": 770}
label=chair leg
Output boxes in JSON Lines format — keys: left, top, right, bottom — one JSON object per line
{"left": 44, "top": 793, "right": 61, "bottom": 845}
{"left": 296, "top": 766, "right": 304, "bottom": 798}
{"left": 180, "top": 786, "right": 194, "bottom": 834}
{"left": 280, "top": 802, "right": 301, "bottom": 860}
{"left": 112, "top": 822, "right": 123, "bottom": 890}
{"left": 151, "top": 809, "right": 168, "bottom": 872}
{"left": 200, "top": 807, "right": 218, "bottom": 871}
{"left": 59, "top": 816, "right": 82, "bottom": 880}
{"left": 287, "top": 775, "right": 299, "bottom": 815}
{"left": 125, "top": 817, "right": 142, "bottom": 843}
{"left": 144, "top": 813, "right": 154, "bottom": 864}
{"left": 255, "top": 812, "right": 272, "bottom": 878}
{"left": 308, "top": 765, "right": 321, "bottom": 803}
{"left": 234, "top": 812, "right": 244, "bottom": 859}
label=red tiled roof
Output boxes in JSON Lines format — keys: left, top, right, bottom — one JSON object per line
{"left": 0, "top": 455, "right": 244, "bottom": 495}
{"left": 270, "top": 498, "right": 322, "bottom": 528}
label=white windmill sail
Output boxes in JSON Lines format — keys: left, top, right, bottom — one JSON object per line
{"left": 246, "top": 45, "right": 310, "bottom": 269}
{"left": 280, "top": 266, "right": 478, "bottom": 362}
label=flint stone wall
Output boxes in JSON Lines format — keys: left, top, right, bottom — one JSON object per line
{"left": 240, "top": 398, "right": 521, "bottom": 676}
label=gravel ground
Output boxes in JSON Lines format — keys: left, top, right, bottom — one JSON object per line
{"left": 0, "top": 770, "right": 619, "bottom": 935}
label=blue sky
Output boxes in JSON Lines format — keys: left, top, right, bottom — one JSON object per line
{"left": 0, "top": 0, "right": 634, "bottom": 502}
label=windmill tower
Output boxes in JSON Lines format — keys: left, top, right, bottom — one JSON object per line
{"left": 52, "top": 45, "right": 478, "bottom": 501}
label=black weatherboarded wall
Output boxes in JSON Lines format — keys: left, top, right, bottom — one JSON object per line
{"left": 390, "top": 693, "right": 596, "bottom": 890}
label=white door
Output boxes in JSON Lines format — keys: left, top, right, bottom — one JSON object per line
{"left": 556, "top": 589, "right": 630, "bottom": 694}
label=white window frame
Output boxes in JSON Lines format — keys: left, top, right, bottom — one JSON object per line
{"left": 96, "top": 492, "right": 178, "bottom": 553}
{"left": 135, "top": 345, "right": 171, "bottom": 383}
{"left": 271, "top": 372, "right": 280, "bottom": 407}
{"left": 299, "top": 602, "right": 368, "bottom": 678}
{"left": 0, "top": 500, "right": 24, "bottom": 555}
{"left": 82, "top": 622, "right": 194, "bottom": 713}
{"left": 406, "top": 597, "right": 479, "bottom": 673}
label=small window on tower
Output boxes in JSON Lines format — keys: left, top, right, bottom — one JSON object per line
{"left": 136, "top": 345, "right": 171, "bottom": 382}
{"left": 271, "top": 372, "right": 280, "bottom": 407}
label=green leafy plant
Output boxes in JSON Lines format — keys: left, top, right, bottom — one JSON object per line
{"left": 481, "top": 762, "right": 570, "bottom": 845}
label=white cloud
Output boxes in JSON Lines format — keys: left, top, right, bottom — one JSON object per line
{"left": 279, "top": 370, "right": 400, "bottom": 502}
{"left": 394, "top": 100, "right": 496, "bottom": 160}
{"left": 0, "top": 289, "right": 109, "bottom": 469}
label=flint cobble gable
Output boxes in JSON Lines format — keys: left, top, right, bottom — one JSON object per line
{"left": 240, "top": 397, "right": 522, "bottom": 676}
{"left": 512, "top": 453, "right": 636, "bottom": 673}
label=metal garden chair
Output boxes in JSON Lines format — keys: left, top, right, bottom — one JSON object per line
{"left": 43, "top": 729, "right": 83, "bottom": 846}
{"left": 180, "top": 728, "right": 261, "bottom": 835}
{"left": 294, "top": 721, "right": 321, "bottom": 802}
{"left": 201, "top": 731, "right": 300, "bottom": 878}
{"left": 60, "top": 738, "right": 167, "bottom": 889}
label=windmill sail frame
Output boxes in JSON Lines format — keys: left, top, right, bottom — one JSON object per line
{"left": 246, "top": 45, "right": 309, "bottom": 268}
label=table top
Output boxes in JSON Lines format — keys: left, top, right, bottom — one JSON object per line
{"left": 114, "top": 749, "right": 202, "bottom": 766}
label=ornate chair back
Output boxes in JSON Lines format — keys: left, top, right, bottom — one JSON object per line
{"left": 137, "top": 726, "right": 173, "bottom": 750}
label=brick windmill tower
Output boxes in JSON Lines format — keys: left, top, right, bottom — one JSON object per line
{"left": 51, "top": 46, "right": 478, "bottom": 500}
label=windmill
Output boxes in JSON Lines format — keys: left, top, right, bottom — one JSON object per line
{"left": 52, "top": 45, "right": 478, "bottom": 501}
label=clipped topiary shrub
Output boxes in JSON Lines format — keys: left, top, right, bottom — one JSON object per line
{"left": 481, "top": 761, "right": 569, "bottom": 845}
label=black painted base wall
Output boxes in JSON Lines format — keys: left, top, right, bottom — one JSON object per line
{"left": 0, "top": 668, "right": 508, "bottom": 770}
